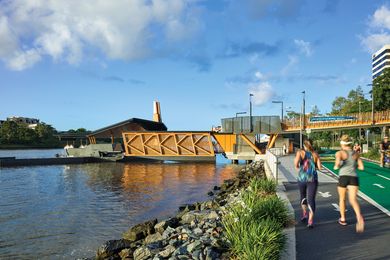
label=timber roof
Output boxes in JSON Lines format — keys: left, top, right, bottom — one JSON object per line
{"left": 88, "top": 118, "right": 167, "bottom": 138}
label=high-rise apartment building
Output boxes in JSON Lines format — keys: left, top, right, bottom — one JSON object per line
{"left": 372, "top": 44, "right": 390, "bottom": 79}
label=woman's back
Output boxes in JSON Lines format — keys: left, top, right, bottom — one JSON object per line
{"left": 339, "top": 150, "right": 357, "bottom": 177}
{"left": 298, "top": 151, "right": 318, "bottom": 182}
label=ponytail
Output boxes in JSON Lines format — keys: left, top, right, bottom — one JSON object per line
{"left": 303, "top": 139, "right": 314, "bottom": 153}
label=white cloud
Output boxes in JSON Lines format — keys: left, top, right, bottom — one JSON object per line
{"left": 255, "top": 71, "right": 265, "bottom": 80}
{"left": 371, "top": 5, "right": 390, "bottom": 29}
{"left": 361, "top": 33, "right": 390, "bottom": 52}
{"left": 281, "top": 55, "right": 299, "bottom": 75}
{"left": 294, "top": 39, "right": 313, "bottom": 57}
{"left": 7, "top": 49, "right": 41, "bottom": 71}
{"left": 249, "top": 81, "right": 275, "bottom": 106}
{"left": 0, "top": 17, "right": 16, "bottom": 54}
{"left": 0, "top": 0, "right": 200, "bottom": 70}
{"left": 362, "top": 5, "right": 390, "bottom": 52}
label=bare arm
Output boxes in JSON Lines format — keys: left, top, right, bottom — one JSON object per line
{"left": 315, "top": 153, "right": 322, "bottom": 171}
{"left": 357, "top": 157, "right": 364, "bottom": 171}
{"left": 334, "top": 151, "right": 341, "bottom": 170}
{"left": 294, "top": 150, "right": 302, "bottom": 171}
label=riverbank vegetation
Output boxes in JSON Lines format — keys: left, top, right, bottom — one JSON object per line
{"left": 222, "top": 178, "right": 288, "bottom": 260}
{"left": 0, "top": 121, "right": 61, "bottom": 148}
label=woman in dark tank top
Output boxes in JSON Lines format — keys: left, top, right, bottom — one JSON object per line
{"left": 334, "top": 135, "right": 364, "bottom": 233}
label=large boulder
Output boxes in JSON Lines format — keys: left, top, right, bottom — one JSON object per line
{"left": 96, "top": 239, "right": 132, "bottom": 259}
{"left": 123, "top": 219, "right": 158, "bottom": 242}
{"left": 133, "top": 246, "right": 152, "bottom": 260}
{"left": 154, "top": 217, "right": 179, "bottom": 234}
{"left": 144, "top": 232, "right": 164, "bottom": 247}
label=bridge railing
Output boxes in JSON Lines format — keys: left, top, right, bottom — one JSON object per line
{"left": 282, "top": 110, "right": 390, "bottom": 131}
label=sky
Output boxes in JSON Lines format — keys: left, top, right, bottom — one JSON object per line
{"left": 1, "top": 0, "right": 390, "bottom": 131}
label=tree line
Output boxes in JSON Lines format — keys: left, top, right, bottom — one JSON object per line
{"left": 0, "top": 120, "right": 90, "bottom": 148}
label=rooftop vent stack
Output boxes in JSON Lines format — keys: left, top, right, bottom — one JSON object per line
{"left": 153, "top": 101, "right": 162, "bottom": 123}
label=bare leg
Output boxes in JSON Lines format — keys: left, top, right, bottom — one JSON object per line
{"left": 338, "top": 186, "right": 347, "bottom": 221}
{"left": 348, "top": 185, "right": 364, "bottom": 232}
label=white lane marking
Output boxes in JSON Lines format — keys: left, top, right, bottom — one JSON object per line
{"left": 376, "top": 174, "right": 390, "bottom": 181}
{"left": 332, "top": 203, "right": 348, "bottom": 212}
{"left": 373, "top": 183, "right": 385, "bottom": 189}
{"left": 318, "top": 191, "right": 332, "bottom": 198}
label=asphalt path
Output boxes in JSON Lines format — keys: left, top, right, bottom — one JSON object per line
{"left": 285, "top": 180, "right": 390, "bottom": 260}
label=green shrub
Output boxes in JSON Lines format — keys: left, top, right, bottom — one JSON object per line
{"left": 251, "top": 195, "right": 289, "bottom": 227}
{"left": 222, "top": 177, "right": 289, "bottom": 259}
{"left": 223, "top": 216, "right": 285, "bottom": 260}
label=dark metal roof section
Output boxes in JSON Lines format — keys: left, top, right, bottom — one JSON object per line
{"left": 88, "top": 118, "right": 168, "bottom": 139}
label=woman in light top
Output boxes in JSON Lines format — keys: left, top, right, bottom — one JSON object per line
{"left": 294, "top": 139, "right": 322, "bottom": 228}
{"left": 334, "top": 134, "right": 364, "bottom": 233}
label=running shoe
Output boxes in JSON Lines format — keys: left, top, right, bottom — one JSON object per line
{"left": 338, "top": 218, "right": 348, "bottom": 226}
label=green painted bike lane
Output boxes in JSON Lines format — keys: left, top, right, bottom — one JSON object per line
{"left": 322, "top": 160, "right": 390, "bottom": 213}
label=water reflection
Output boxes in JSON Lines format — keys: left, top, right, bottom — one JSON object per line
{"left": 0, "top": 159, "right": 238, "bottom": 259}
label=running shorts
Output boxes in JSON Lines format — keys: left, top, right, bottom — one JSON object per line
{"left": 338, "top": 176, "right": 359, "bottom": 187}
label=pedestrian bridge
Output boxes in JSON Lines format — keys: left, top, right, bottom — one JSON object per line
{"left": 282, "top": 110, "right": 390, "bottom": 133}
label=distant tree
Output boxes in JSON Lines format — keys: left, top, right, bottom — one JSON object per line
{"left": 286, "top": 111, "right": 300, "bottom": 119}
{"left": 18, "top": 126, "right": 37, "bottom": 144}
{"left": 35, "top": 123, "right": 56, "bottom": 139}
{"left": 331, "top": 86, "right": 370, "bottom": 115}
{"left": 310, "top": 105, "right": 321, "bottom": 116}
{"left": 76, "top": 128, "right": 87, "bottom": 133}
{"left": 372, "top": 67, "right": 390, "bottom": 111}
{"left": 0, "top": 121, "right": 20, "bottom": 144}
{"left": 0, "top": 121, "right": 61, "bottom": 146}
{"left": 310, "top": 131, "right": 333, "bottom": 149}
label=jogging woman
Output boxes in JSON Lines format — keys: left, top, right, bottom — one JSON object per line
{"left": 334, "top": 135, "right": 365, "bottom": 233}
{"left": 294, "top": 139, "right": 322, "bottom": 228}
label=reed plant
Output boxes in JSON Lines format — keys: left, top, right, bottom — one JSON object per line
{"left": 222, "top": 177, "right": 289, "bottom": 260}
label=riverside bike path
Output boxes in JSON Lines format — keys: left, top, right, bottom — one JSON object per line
{"left": 278, "top": 155, "right": 390, "bottom": 260}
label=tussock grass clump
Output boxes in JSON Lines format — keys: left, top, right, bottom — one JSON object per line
{"left": 248, "top": 177, "right": 277, "bottom": 195}
{"left": 251, "top": 195, "right": 289, "bottom": 227}
{"left": 222, "top": 177, "right": 289, "bottom": 260}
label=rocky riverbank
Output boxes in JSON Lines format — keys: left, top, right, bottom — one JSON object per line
{"left": 92, "top": 160, "right": 266, "bottom": 260}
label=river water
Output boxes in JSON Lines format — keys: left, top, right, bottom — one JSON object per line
{"left": 0, "top": 150, "right": 239, "bottom": 259}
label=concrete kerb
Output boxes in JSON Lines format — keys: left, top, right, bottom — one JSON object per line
{"left": 261, "top": 157, "right": 296, "bottom": 260}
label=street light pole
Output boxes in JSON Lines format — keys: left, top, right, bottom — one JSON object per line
{"left": 367, "top": 83, "right": 374, "bottom": 124}
{"left": 300, "top": 91, "right": 306, "bottom": 149}
{"left": 249, "top": 94, "right": 253, "bottom": 132}
{"left": 359, "top": 101, "right": 362, "bottom": 140}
